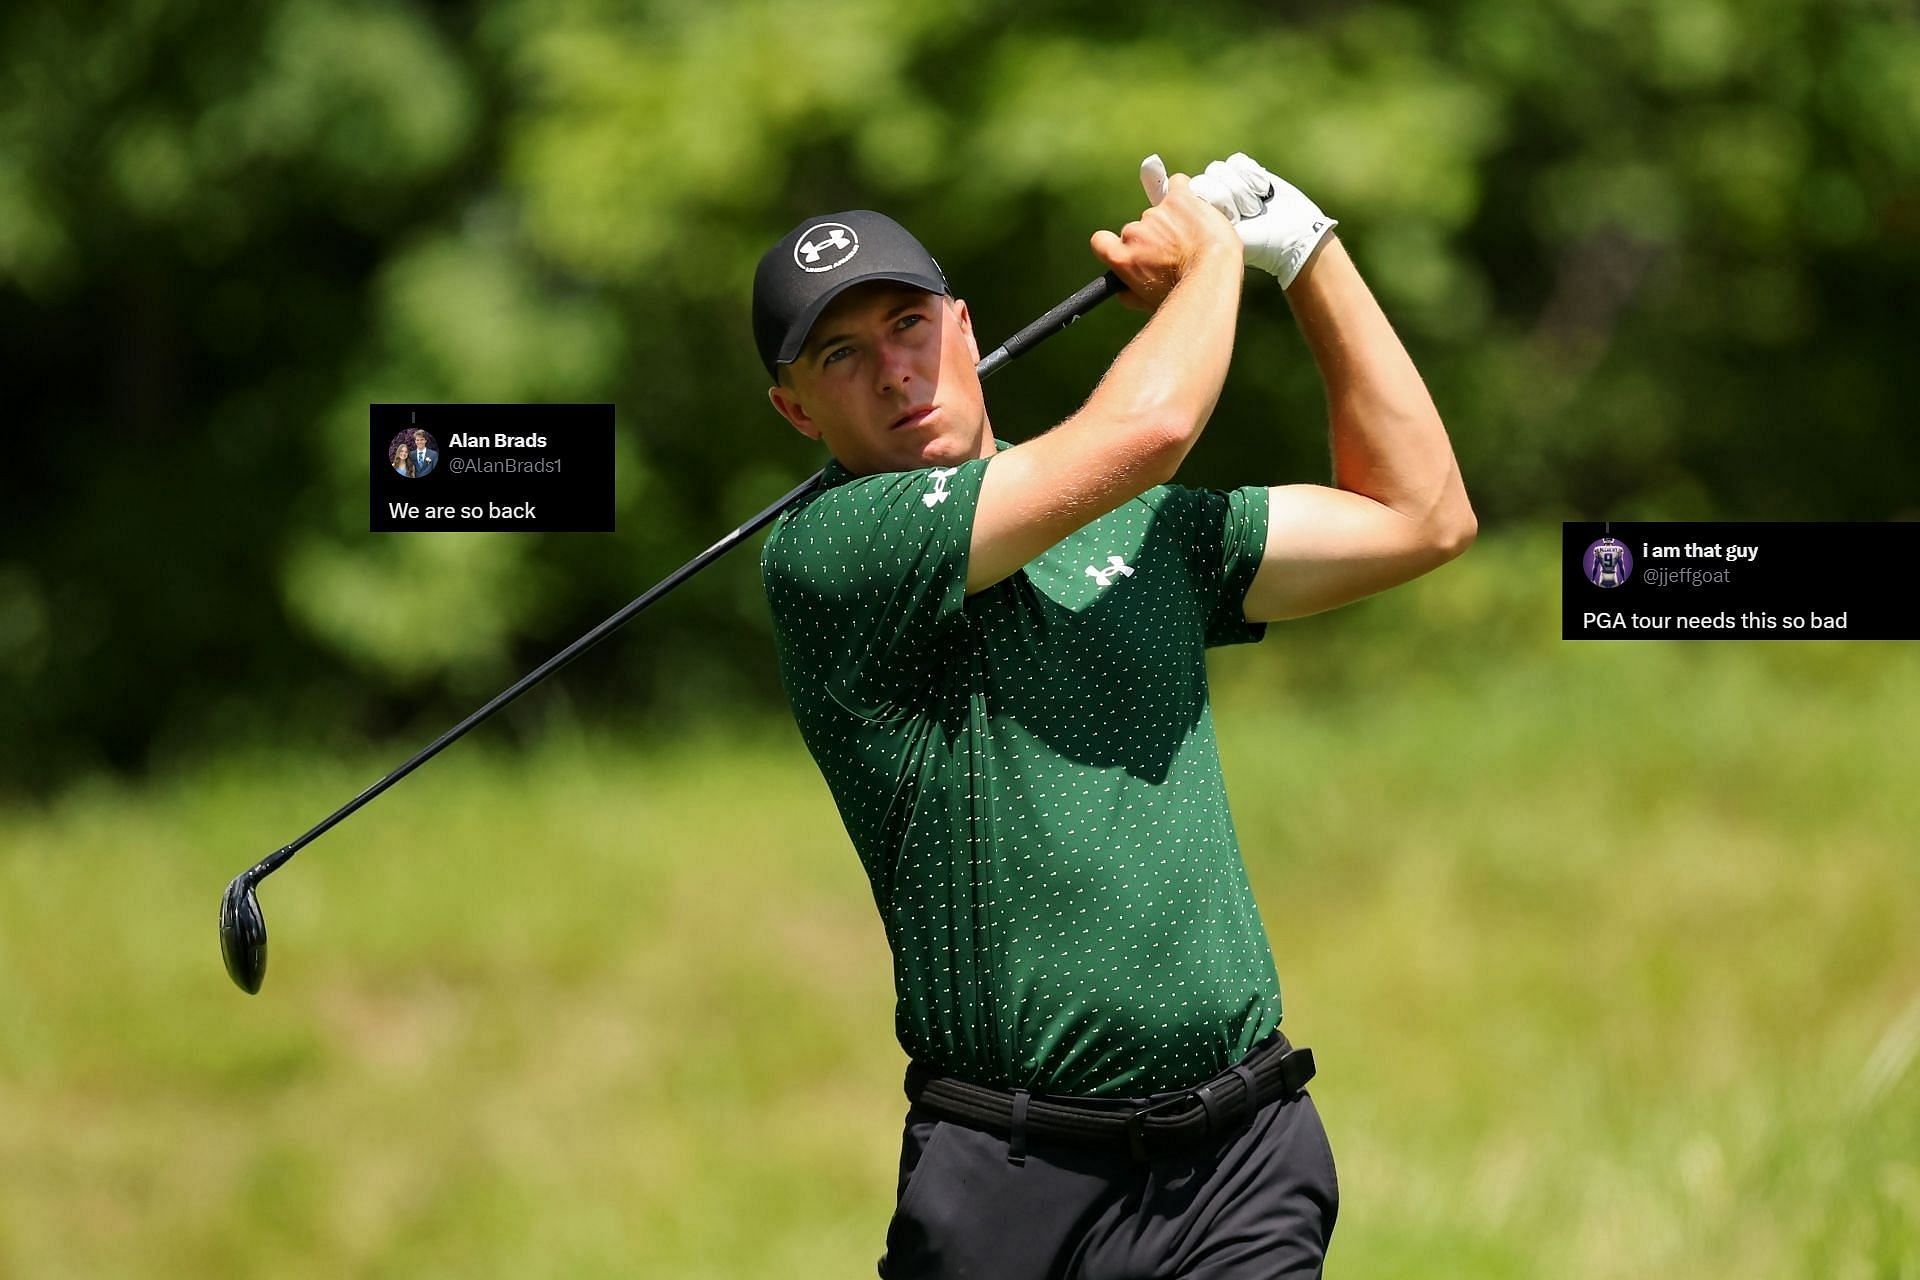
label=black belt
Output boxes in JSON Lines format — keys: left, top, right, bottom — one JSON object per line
{"left": 903, "top": 1032, "right": 1316, "bottom": 1164}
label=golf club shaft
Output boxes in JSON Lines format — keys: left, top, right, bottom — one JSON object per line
{"left": 977, "top": 271, "right": 1123, "bottom": 377}
{"left": 238, "top": 270, "right": 1127, "bottom": 886}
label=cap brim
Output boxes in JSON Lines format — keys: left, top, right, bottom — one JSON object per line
{"left": 773, "top": 270, "right": 950, "bottom": 369}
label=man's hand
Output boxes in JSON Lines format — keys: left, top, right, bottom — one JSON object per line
{"left": 1189, "top": 151, "right": 1337, "bottom": 290}
{"left": 1090, "top": 154, "right": 1244, "bottom": 313}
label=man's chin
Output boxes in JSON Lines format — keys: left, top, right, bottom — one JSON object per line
{"left": 912, "top": 422, "right": 988, "bottom": 467}
{"left": 912, "top": 439, "right": 964, "bottom": 466}
{"left": 843, "top": 422, "right": 983, "bottom": 475}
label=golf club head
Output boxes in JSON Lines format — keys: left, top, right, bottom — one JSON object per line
{"left": 219, "top": 874, "right": 268, "bottom": 994}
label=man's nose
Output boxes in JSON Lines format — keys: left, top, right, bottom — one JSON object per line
{"left": 875, "top": 339, "right": 916, "bottom": 391}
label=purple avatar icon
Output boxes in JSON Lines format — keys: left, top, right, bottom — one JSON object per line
{"left": 1583, "top": 537, "right": 1632, "bottom": 588}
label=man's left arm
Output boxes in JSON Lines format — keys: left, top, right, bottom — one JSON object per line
{"left": 1242, "top": 234, "right": 1477, "bottom": 623}
{"left": 1186, "top": 152, "right": 1477, "bottom": 624}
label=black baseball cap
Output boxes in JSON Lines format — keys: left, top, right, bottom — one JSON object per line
{"left": 752, "top": 210, "right": 950, "bottom": 379}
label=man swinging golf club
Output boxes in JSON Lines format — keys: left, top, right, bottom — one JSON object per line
{"left": 755, "top": 151, "right": 1477, "bottom": 1279}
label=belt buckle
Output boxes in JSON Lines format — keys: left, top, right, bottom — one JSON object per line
{"left": 1123, "top": 1090, "right": 1202, "bottom": 1161}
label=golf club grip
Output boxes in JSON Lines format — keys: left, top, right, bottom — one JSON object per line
{"left": 976, "top": 271, "right": 1125, "bottom": 379}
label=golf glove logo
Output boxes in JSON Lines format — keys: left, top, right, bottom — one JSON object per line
{"left": 1186, "top": 152, "right": 1338, "bottom": 290}
{"left": 795, "top": 223, "right": 860, "bottom": 273}
{"left": 1086, "top": 556, "right": 1135, "bottom": 587}
{"left": 922, "top": 467, "right": 959, "bottom": 507}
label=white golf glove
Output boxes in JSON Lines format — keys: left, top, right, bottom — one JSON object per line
{"left": 1179, "top": 152, "right": 1338, "bottom": 289}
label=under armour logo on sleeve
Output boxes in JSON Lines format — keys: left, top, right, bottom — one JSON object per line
{"left": 922, "top": 467, "right": 959, "bottom": 507}
{"left": 1086, "top": 556, "right": 1135, "bottom": 587}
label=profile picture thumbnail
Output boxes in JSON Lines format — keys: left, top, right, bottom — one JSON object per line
{"left": 389, "top": 428, "right": 440, "bottom": 479}
{"left": 1583, "top": 537, "right": 1633, "bottom": 588}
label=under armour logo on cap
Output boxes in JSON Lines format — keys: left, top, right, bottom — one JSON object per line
{"left": 752, "top": 210, "right": 952, "bottom": 378}
{"left": 795, "top": 223, "right": 859, "bottom": 272}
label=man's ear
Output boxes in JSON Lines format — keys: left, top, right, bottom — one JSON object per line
{"left": 767, "top": 381, "right": 822, "bottom": 441}
{"left": 952, "top": 297, "right": 979, "bottom": 365}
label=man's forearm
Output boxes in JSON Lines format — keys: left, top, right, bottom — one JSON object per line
{"left": 1079, "top": 247, "right": 1243, "bottom": 467}
{"left": 1286, "top": 238, "right": 1476, "bottom": 539}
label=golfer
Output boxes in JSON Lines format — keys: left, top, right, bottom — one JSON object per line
{"left": 755, "top": 152, "right": 1475, "bottom": 1279}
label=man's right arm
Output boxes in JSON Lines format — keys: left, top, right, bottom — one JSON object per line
{"left": 966, "top": 173, "right": 1243, "bottom": 594}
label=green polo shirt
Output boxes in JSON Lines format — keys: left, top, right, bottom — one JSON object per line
{"left": 760, "top": 437, "right": 1281, "bottom": 1098}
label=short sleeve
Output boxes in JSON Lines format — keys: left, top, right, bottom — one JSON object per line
{"left": 760, "top": 455, "right": 991, "bottom": 715}
{"left": 1162, "top": 483, "right": 1271, "bottom": 649}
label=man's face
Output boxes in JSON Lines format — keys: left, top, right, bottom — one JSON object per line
{"left": 412, "top": 431, "right": 428, "bottom": 450}
{"left": 766, "top": 281, "right": 990, "bottom": 476}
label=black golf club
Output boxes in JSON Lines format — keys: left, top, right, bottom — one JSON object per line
{"left": 219, "top": 270, "right": 1125, "bottom": 993}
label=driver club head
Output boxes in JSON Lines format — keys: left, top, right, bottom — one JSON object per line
{"left": 219, "top": 873, "right": 268, "bottom": 994}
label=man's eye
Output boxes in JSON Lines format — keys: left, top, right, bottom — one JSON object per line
{"left": 823, "top": 346, "right": 852, "bottom": 367}
{"left": 898, "top": 314, "right": 924, "bottom": 331}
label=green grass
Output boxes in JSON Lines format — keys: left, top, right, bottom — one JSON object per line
{"left": 2, "top": 529, "right": 1917, "bottom": 1277}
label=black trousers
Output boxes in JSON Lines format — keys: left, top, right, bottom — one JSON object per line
{"left": 878, "top": 1084, "right": 1338, "bottom": 1279}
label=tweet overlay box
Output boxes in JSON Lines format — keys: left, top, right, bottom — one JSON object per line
{"left": 1563, "top": 521, "right": 1920, "bottom": 640}
{"left": 371, "top": 404, "right": 614, "bottom": 532}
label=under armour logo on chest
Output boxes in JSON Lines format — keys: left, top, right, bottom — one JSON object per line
{"left": 922, "top": 467, "right": 958, "bottom": 507}
{"left": 1086, "top": 555, "right": 1135, "bottom": 587}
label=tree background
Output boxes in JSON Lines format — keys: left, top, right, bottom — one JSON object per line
{"left": 5, "top": 0, "right": 1915, "bottom": 790}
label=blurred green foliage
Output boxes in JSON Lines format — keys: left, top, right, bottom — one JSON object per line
{"left": 2, "top": 0, "right": 1916, "bottom": 788}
